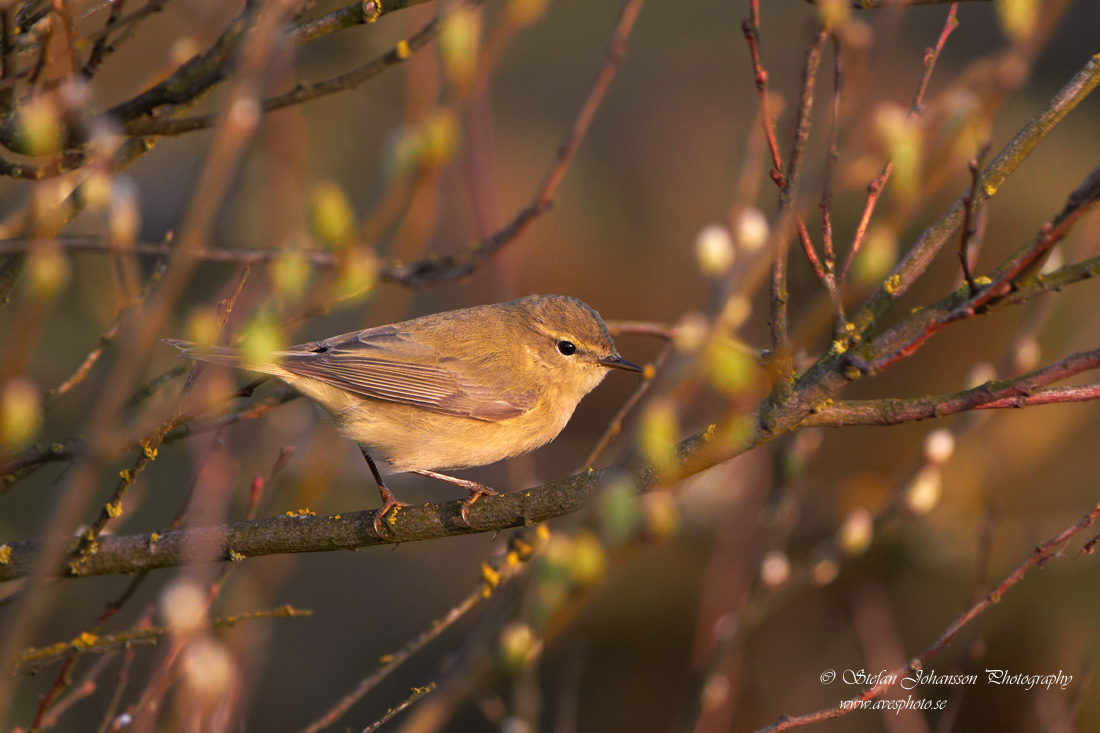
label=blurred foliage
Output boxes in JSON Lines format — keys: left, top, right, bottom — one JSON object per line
{"left": 0, "top": 0, "right": 1099, "bottom": 732}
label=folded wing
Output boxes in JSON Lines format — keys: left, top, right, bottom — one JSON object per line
{"left": 278, "top": 325, "right": 534, "bottom": 421}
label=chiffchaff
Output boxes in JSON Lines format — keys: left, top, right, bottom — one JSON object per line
{"left": 167, "top": 294, "right": 641, "bottom": 534}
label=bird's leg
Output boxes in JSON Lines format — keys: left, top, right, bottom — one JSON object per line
{"left": 361, "top": 448, "right": 409, "bottom": 536}
{"left": 411, "top": 469, "right": 499, "bottom": 528}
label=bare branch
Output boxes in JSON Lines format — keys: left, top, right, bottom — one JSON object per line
{"left": 848, "top": 53, "right": 1100, "bottom": 337}
{"left": 840, "top": 4, "right": 958, "bottom": 285}
{"left": 123, "top": 0, "right": 457, "bottom": 137}
{"left": 803, "top": 347, "right": 1100, "bottom": 427}
{"left": 0, "top": 429, "right": 711, "bottom": 583}
{"left": 753, "top": 497, "right": 1100, "bottom": 733}
{"left": 860, "top": 161, "right": 1100, "bottom": 374}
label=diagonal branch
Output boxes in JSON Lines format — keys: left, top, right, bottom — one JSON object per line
{"left": 123, "top": 0, "right": 456, "bottom": 137}
{"left": 847, "top": 53, "right": 1100, "bottom": 338}
{"left": 382, "top": 0, "right": 646, "bottom": 287}
{"left": 802, "top": 347, "right": 1100, "bottom": 427}
{"left": 754, "top": 496, "right": 1100, "bottom": 733}
{"left": 858, "top": 161, "right": 1100, "bottom": 374}
{"left": 839, "top": 4, "right": 958, "bottom": 286}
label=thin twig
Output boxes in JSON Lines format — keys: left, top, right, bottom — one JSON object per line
{"left": 840, "top": 4, "right": 959, "bottom": 286}
{"left": 753, "top": 497, "right": 1100, "bottom": 733}
{"left": 123, "top": 1, "right": 462, "bottom": 137}
{"left": 0, "top": 5, "right": 15, "bottom": 111}
{"left": 958, "top": 143, "right": 991, "bottom": 293}
{"left": 768, "top": 23, "right": 827, "bottom": 389}
{"left": 44, "top": 263, "right": 166, "bottom": 409}
{"left": 300, "top": 541, "right": 535, "bottom": 733}
{"left": 68, "top": 268, "right": 250, "bottom": 571}
{"left": 383, "top": 0, "right": 646, "bottom": 287}
{"left": 805, "top": 347, "right": 1100, "bottom": 427}
{"left": 581, "top": 343, "right": 671, "bottom": 470}
{"left": 820, "top": 32, "right": 846, "bottom": 325}
{"left": 15, "top": 605, "right": 312, "bottom": 674}
{"left": 847, "top": 51, "right": 1100, "bottom": 337}
{"left": 362, "top": 683, "right": 436, "bottom": 733}
{"left": 83, "top": 0, "right": 129, "bottom": 77}
{"left": 742, "top": 1, "right": 784, "bottom": 183}
{"left": 858, "top": 163, "right": 1100, "bottom": 374}
{"left": 0, "top": 384, "right": 294, "bottom": 488}
{"left": 819, "top": 0, "right": 988, "bottom": 6}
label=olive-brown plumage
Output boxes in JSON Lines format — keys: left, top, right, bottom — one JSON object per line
{"left": 168, "top": 295, "right": 640, "bottom": 532}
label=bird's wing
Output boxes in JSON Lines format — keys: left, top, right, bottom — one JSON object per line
{"left": 278, "top": 325, "right": 534, "bottom": 421}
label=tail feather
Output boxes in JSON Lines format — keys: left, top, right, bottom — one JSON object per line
{"left": 163, "top": 339, "right": 280, "bottom": 375}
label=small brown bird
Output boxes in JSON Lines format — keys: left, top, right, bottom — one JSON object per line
{"left": 168, "top": 295, "right": 640, "bottom": 534}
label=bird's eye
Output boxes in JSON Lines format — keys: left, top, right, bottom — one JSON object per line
{"left": 557, "top": 340, "right": 577, "bottom": 356}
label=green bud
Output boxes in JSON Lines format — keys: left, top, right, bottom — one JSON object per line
{"left": 694, "top": 224, "right": 735, "bottom": 277}
{"left": 853, "top": 225, "right": 897, "bottom": 289}
{"left": 185, "top": 306, "right": 221, "bottom": 347}
{"left": 875, "top": 104, "right": 921, "bottom": 202}
{"left": 1, "top": 378, "right": 42, "bottom": 450}
{"left": 26, "top": 245, "right": 69, "bottom": 301}
{"left": 839, "top": 507, "right": 874, "bottom": 557}
{"left": 81, "top": 171, "right": 113, "bottom": 212}
{"left": 906, "top": 466, "right": 942, "bottom": 515}
{"left": 539, "top": 534, "right": 574, "bottom": 580}
{"left": 815, "top": 0, "right": 849, "bottom": 29}
{"left": 568, "top": 532, "right": 607, "bottom": 585}
{"left": 996, "top": 0, "right": 1038, "bottom": 43}
{"left": 108, "top": 177, "right": 140, "bottom": 246}
{"left": 387, "top": 126, "right": 422, "bottom": 178}
{"left": 597, "top": 474, "right": 643, "bottom": 546}
{"left": 734, "top": 207, "right": 769, "bottom": 254}
{"left": 439, "top": 7, "right": 481, "bottom": 92}
{"left": 498, "top": 621, "right": 538, "bottom": 671}
{"left": 19, "top": 96, "right": 64, "bottom": 156}
{"left": 638, "top": 400, "right": 679, "bottom": 475}
{"left": 703, "top": 336, "right": 759, "bottom": 396}
{"left": 335, "top": 249, "right": 379, "bottom": 301}
{"left": 309, "top": 181, "right": 355, "bottom": 247}
{"left": 271, "top": 250, "right": 312, "bottom": 301}
{"left": 241, "top": 315, "right": 285, "bottom": 368}
{"left": 419, "top": 108, "right": 460, "bottom": 168}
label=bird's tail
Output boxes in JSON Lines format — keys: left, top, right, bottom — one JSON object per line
{"left": 163, "top": 339, "right": 282, "bottom": 376}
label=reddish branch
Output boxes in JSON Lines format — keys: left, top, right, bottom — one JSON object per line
{"left": 804, "top": 347, "right": 1100, "bottom": 427}
{"left": 859, "top": 163, "right": 1100, "bottom": 374}
{"left": 754, "top": 497, "right": 1100, "bottom": 733}
{"left": 382, "top": 0, "right": 647, "bottom": 287}
{"left": 123, "top": 1, "right": 452, "bottom": 137}
{"left": 957, "top": 146, "right": 990, "bottom": 293}
{"left": 771, "top": 17, "right": 829, "bottom": 379}
{"left": 742, "top": 1, "right": 784, "bottom": 183}
{"left": 840, "top": 4, "right": 959, "bottom": 285}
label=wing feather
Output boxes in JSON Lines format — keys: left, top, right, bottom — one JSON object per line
{"left": 277, "top": 327, "right": 534, "bottom": 421}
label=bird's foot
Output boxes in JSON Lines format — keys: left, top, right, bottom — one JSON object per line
{"left": 374, "top": 485, "right": 412, "bottom": 537}
{"left": 460, "top": 483, "right": 499, "bottom": 528}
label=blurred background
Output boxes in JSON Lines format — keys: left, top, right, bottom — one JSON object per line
{"left": 1, "top": 0, "right": 1100, "bottom": 730}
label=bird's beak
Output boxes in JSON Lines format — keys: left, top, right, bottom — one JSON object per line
{"left": 598, "top": 354, "right": 643, "bottom": 372}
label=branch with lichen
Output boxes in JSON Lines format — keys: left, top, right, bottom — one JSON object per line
{"left": 802, "top": 348, "right": 1100, "bottom": 427}
{"left": 846, "top": 53, "right": 1100, "bottom": 340}
{"left": 0, "top": 429, "right": 711, "bottom": 583}
{"left": 14, "top": 605, "right": 312, "bottom": 675}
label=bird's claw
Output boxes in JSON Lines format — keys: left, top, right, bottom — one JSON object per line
{"left": 459, "top": 484, "right": 499, "bottom": 529}
{"left": 373, "top": 490, "right": 411, "bottom": 538}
